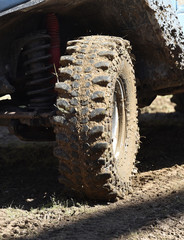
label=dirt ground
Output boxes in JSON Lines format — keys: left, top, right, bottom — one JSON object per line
{"left": 0, "top": 95, "right": 184, "bottom": 240}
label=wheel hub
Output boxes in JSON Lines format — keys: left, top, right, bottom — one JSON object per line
{"left": 112, "top": 79, "right": 126, "bottom": 159}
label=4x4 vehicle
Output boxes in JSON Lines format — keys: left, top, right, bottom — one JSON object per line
{"left": 0, "top": 0, "right": 184, "bottom": 201}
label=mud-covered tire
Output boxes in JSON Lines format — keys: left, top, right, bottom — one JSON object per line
{"left": 171, "top": 94, "right": 184, "bottom": 112}
{"left": 53, "top": 36, "right": 139, "bottom": 201}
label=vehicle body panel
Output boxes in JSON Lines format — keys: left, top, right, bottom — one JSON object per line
{"left": 1, "top": 0, "right": 184, "bottom": 105}
{"left": 0, "top": 0, "right": 30, "bottom": 13}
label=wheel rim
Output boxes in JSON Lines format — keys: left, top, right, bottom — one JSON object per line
{"left": 112, "top": 79, "right": 126, "bottom": 159}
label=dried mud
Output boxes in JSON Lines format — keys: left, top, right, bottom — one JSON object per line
{"left": 0, "top": 95, "right": 184, "bottom": 239}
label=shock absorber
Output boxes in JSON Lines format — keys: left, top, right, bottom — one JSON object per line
{"left": 22, "top": 14, "right": 60, "bottom": 111}
{"left": 46, "top": 13, "right": 61, "bottom": 71}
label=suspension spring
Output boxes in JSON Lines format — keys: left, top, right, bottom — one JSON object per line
{"left": 23, "top": 34, "right": 56, "bottom": 110}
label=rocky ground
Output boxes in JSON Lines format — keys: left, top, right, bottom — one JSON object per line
{"left": 0, "top": 95, "right": 184, "bottom": 240}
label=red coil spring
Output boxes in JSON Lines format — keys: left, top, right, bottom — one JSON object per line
{"left": 46, "top": 13, "right": 60, "bottom": 72}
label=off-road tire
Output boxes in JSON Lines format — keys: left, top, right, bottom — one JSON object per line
{"left": 53, "top": 36, "right": 139, "bottom": 201}
{"left": 171, "top": 94, "right": 184, "bottom": 112}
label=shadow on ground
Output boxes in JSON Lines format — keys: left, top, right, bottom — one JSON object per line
{"left": 18, "top": 190, "right": 184, "bottom": 240}
{"left": 0, "top": 143, "right": 62, "bottom": 210}
{"left": 138, "top": 112, "right": 184, "bottom": 172}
